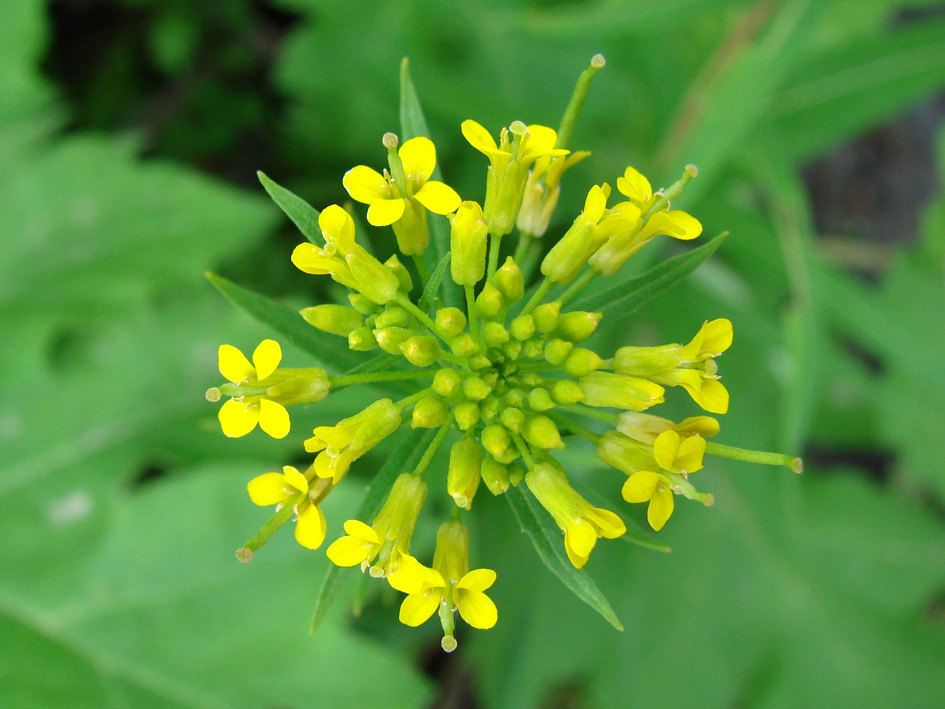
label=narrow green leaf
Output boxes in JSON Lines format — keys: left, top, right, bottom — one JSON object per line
{"left": 206, "top": 272, "right": 359, "bottom": 373}
{"left": 257, "top": 170, "right": 321, "bottom": 244}
{"left": 418, "top": 252, "right": 451, "bottom": 312}
{"left": 572, "top": 232, "right": 727, "bottom": 315}
{"left": 311, "top": 427, "right": 439, "bottom": 633}
{"left": 505, "top": 484, "right": 624, "bottom": 630}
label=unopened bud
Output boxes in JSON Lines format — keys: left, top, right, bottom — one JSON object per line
{"left": 551, "top": 379, "right": 584, "bottom": 405}
{"left": 480, "top": 395, "right": 501, "bottom": 422}
{"left": 522, "top": 338, "right": 544, "bottom": 360}
{"left": 301, "top": 304, "right": 363, "bottom": 337}
{"left": 475, "top": 282, "right": 504, "bottom": 319}
{"left": 528, "top": 387, "right": 555, "bottom": 412}
{"left": 580, "top": 371, "right": 665, "bottom": 410}
{"left": 385, "top": 254, "right": 413, "bottom": 293}
{"left": 504, "top": 389, "right": 526, "bottom": 409}
{"left": 565, "top": 348, "right": 604, "bottom": 378}
{"left": 435, "top": 307, "right": 467, "bottom": 337}
{"left": 557, "top": 311, "right": 602, "bottom": 342}
{"left": 494, "top": 257, "right": 524, "bottom": 303}
{"left": 481, "top": 424, "right": 511, "bottom": 458}
{"left": 510, "top": 314, "right": 536, "bottom": 341}
{"left": 448, "top": 437, "right": 484, "bottom": 509}
{"left": 450, "top": 201, "right": 489, "bottom": 285}
{"left": 374, "top": 306, "right": 410, "bottom": 329}
{"left": 502, "top": 339, "right": 522, "bottom": 360}
{"left": 348, "top": 292, "right": 377, "bottom": 315}
{"left": 482, "top": 322, "right": 510, "bottom": 347}
{"left": 533, "top": 301, "right": 562, "bottom": 333}
{"left": 412, "top": 395, "right": 448, "bottom": 428}
{"left": 499, "top": 406, "right": 524, "bottom": 433}
{"left": 544, "top": 338, "right": 573, "bottom": 365}
{"left": 348, "top": 326, "right": 378, "bottom": 351}
{"left": 432, "top": 368, "right": 462, "bottom": 397}
{"left": 375, "top": 326, "right": 413, "bottom": 354}
{"left": 522, "top": 414, "right": 565, "bottom": 450}
{"left": 468, "top": 353, "right": 491, "bottom": 370}
{"left": 481, "top": 455, "right": 511, "bottom": 495}
{"left": 450, "top": 333, "right": 479, "bottom": 358}
{"left": 454, "top": 401, "right": 480, "bottom": 431}
{"left": 463, "top": 376, "right": 492, "bottom": 401}
{"left": 401, "top": 335, "right": 440, "bottom": 367}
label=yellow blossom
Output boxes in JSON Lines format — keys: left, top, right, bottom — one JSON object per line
{"left": 621, "top": 470, "right": 675, "bottom": 531}
{"left": 215, "top": 339, "right": 290, "bottom": 439}
{"left": 617, "top": 412, "right": 719, "bottom": 446}
{"left": 247, "top": 465, "right": 329, "bottom": 549}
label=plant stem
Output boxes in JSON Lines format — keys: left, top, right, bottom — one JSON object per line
{"left": 487, "top": 232, "right": 503, "bottom": 281}
{"left": 511, "top": 432, "right": 536, "bottom": 469}
{"left": 464, "top": 284, "right": 479, "bottom": 337}
{"left": 412, "top": 253, "right": 431, "bottom": 286}
{"left": 512, "top": 231, "right": 533, "bottom": 265}
{"left": 705, "top": 442, "right": 803, "bottom": 472}
{"left": 395, "top": 386, "right": 435, "bottom": 411}
{"left": 396, "top": 292, "right": 450, "bottom": 341}
{"left": 237, "top": 490, "right": 305, "bottom": 559}
{"left": 547, "top": 411, "right": 601, "bottom": 445}
{"left": 562, "top": 404, "right": 619, "bottom": 425}
{"left": 520, "top": 277, "right": 553, "bottom": 317}
{"left": 558, "top": 269, "right": 597, "bottom": 306}
{"left": 412, "top": 420, "right": 453, "bottom": 477}
{"left": 329, "top": 370, "right": 433, "bottom": 387}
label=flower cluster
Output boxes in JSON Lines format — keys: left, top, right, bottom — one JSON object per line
{"left": 206, "top": 55, "right": 800, "bottom": 651}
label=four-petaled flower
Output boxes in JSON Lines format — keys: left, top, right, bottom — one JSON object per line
{"left": 216, "top": 339, "right": 290, "bottom": 439}
{"left": 247, "top": 465, "right": 327, "bottom": 549}
{"left": 622, "top": 470, "right": 676, "bottom": 531}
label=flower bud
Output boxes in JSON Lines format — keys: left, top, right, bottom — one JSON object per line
{"left": 401, "top": 335, "right": 440, "bottom": 367}
{"left": 494, "top": 257, "right": 524, "bottom": 303}
{"left": 520, "top": 372, "right": 542, "bottom": 388}
{"left": 450, "top": 333, "right": 479, "bottom": 358}
{"left": 475, "top": 282, "right": 504, "bottom": 319}
{"left": 564, "top": 348, "right": 604, "bottom": 378}
{"left": 265, "top": 367, "right": 332, "bottom": 406}
{"left": 522, "top": 338, "right": 545, "bottom": 360}
{"left": 374, "top": 306, "right": 410, "bottom": 329}
{"left": 300, "top": 304, "right": 363, "bottom": 337}
{"left": 522, "top": 414, "right": 565, "bottom": 449}
{"left": 432, "top": 368, "right": 462, "bottom": 397}
{"left": 481, "top": 424, "right": 511, "bottom": 459}
{"left": 541, "top": 185, "right": 611, "bottom": 284}
{"left": 480, "top": 394, "right": 502, "bottom": 422}
{"left": 557, "top": 311, "right": 601, "bottom": 342}
{"left": 375, "top": 326, "right": 413, "bottom": 354}
{"left": 454, "top": 401, "right": 480, "bottom": 431}
{"left": 579, "top": 371, "right": 665, "bottom": 410}
{"left": 412, "top": 395, "right": 448, "bottom": 428}
{"left": 435, "top": 307, "right": 467, "bottom": 337}
{"left": 596, "top": 430, "right": 658, "bottom": 473}
{"left": 482, "top": 322, "right": 510, "bottom": 347}
{"left": 468, "top": 353, "right": 491, "bottom": 370}
{"left": 463, "top": 376, "right": 492, "bottom": 401}
{"left": 385, "top": 254, "right": 414, "bottom": 293}
{"left": 528, "top": 387, "right": 554, "bottom": 412}
{"left": 346, "top": 250, "right": 400, "bottom": 304}
{"left": 551, "top": 379, "right": 584, "bottom": 405}
{"left": 544, "top": 338, "right": 573, "bottom": 365}
{"left": 450, "top": 201, "right": 488, "bottom": 286}
{"left": 448, "top": 437, "right": 484, "bottom": 509}
{"left": 509, "top": 314, "right": 536, "bottom": 341}
{"left": 348, "top": 292, "right": 378, "bottom": 315}
{"left": 499, "top": 406, "right": 524, "bottom": 434}
{"left": 348, "top": 326, "right": 378, "bottom": 351}
{"left": 432, "top": 519, "right": 470, "bottom": 583}
{"left": 533, "top": 301, "right": 561, "bottom": 333}
{"left": 504, "top": 388, "right": 526, "bottom": 409}
{"left": 481, "top": 455, "right": 511, "bottom": 495}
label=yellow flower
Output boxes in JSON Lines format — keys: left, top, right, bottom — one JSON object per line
{"left": 525, "top": 462, "right": 626, "bottom": 569}
{"left": 616, "top": 412, "right": 719, "bottom": 446}
{"left": 305, "top": 398, "right": 402, "bottom": 483}
{"left": 621, "top": 470, "right": 675, "bottom": 531}
{"left": 325, "top": 473, "right": 427, "bottom": 576}
{"left": 216, "top": 339, "right": 290, "bottom": 439}
{"left": 247, "top": 465, "right": 328, "bottom": 549}
{"left": 343, "top": 136, "right": 461, "bottom": 254}
{"left": 462, "top": 119, "right": 569, "bottom": 236}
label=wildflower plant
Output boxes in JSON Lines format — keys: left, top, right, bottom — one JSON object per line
{"left": 205, "top": 55, "right": 802, "bottom": 651}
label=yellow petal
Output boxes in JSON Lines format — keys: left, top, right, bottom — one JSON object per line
{"left": 325, "top": 535, "right": 375, "bottom": 567}
{"left": 677, "top": 416, "right": 720, "bottom": 438}
{"left": 700, "top": 318, "right": 733, "bottom": 355}
{"left": 367, "top": 198, "right": 406, "bottom": 227}
{"left": 675, "top": 435, "right": 706, "bottom": 474}
{"left": 399, "top": 136, "right": 436, "bottom": 185}
{"left": 583, "top": 184, "right": 608, "bottom": 222}
{"left": 586, "top": 507, "right": 626, "bottom": 539}
{"left": 282, "top": 465, "right": 309, "bottom": 494}
{"left": 621, "top": 470, "right": 660, "bottom": 503}
{"left": 295, "top": 503, "right": 327, "bottom": 549}
{"left": 319, "top": 204, "right": 356, "bottom": 252}
{"left": 565, "top": 519, "right": 597, "bottom": 561}
{"left": 343, "top": 518, "right": 379, "bottom": 544}
{"left": 218, "top": 398, "right": 259, "bottom": 438}
{"left": 252, "top": 339, "right": 281, "bottom": 381}
{"left": 456, "top": 589, "right": 498, "bottom": 629}
{"left": 653, "top": 430, "right": 682, "bottom": 471}
{"left": 246, "top": 472, "right": 288, "bottom": 506}
{"left": 647, "top": 482, "right": 675, "bottom": 531}
{"left": 258, "top": 399, "right": 290, "bottom": 439}
{"left": 343, "top": 165, "right": 392, "bottom": 205}
{"left": 461, "top": 119, "right": 501, "bottom": 156}
{"left": 524, "top": 124, "right": 559, "bottom": 155}
{"left": 312, "top": 420, "right": 360, "bottom": 450}
{"left": 456, "top": 568, "right": 496, "bottom": 593}
{"left": 291, "top": 243, "right": 337, "bottom": 275}
{"left": 413, "top": 181, "right": 461, "bottom": 215}
{"left": 690, "top": 378, "right": 729, "bottom": 415}
{"left": 565, "top": 542, "right": 588, "bottom": 569}
{"left": 616, "top": 166, "right": 653, "bottom": 205}
{"left": 218, "top": 344, "right": 254, "bottom": 383}
{"left": 388, "top": 555, "right": 436, "bottom": 594}
{"left": 399, "top": 592, "right": 441, "bottom": 627}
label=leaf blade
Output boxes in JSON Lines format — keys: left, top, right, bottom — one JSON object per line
{"left": 418, "top": 252, "right": 451, "bottom": 313}
{"left": 257, "top": 170, "right": 321, "bottom": 244}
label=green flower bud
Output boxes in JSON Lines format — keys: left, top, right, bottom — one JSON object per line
{"left": 528, "top": 387, "right": 555, "bottom": 412}
{"left": 450, "top": 333, "right": 479, "bottom": 358}
{"left": 368, "top": 472, "right": 427, "bottom": 575}
{"left": 475, "top": 282, "right": 504, "bottom": 319}
{"left": 502, "top": 340, "right": 522, "bottom": 360}
{"left": 265, "top": 367, "right": 331, "bottom": 406}
{"left": 463, "top": 376, "right": 492, "bottom": 401}
{"left": 348, "top": 292, "right": 378, "bottom": 315}
{"left": 412, "top": 395, "right": 448, "bottom": 428}
{"left": 401, "top": 335, "right": 440, "bottom": 367}
{"left": 520, "top": 372, "right": 542, "bottom": 388}
{"left": 482, "top": 322, "right": 510, "bottom": 347}
{"left": 481, "top": 423, "right": 511, "bottom": 459}
{"left": 544, "top": 338, "right": 574, "bottom": 365}
{"left": 522, "top": 414, "right": 565, "bottom": 450}
{"left": 510, "top": 314, "right": 536, "bottom": 341}
{"left": 375, "top": 326, "right": 413, "bottom": 354}
{"left": 613, "top": 345, "right": 683, "bottom": 377}
{"left": 435, "top": 307, "right": 467, "bottom": 337}
{"left": 565, "top": 347, "right": 604, "bottom": 378}
{"left": 504, "top": 389, "right": 526, "bottom": 409}
{"left": 480, "top": 395, "right": 501, "bottom": 422}
{"left": 448, "top": 437, "right": 484, "bottom": 509}
{"left": 346, "top": 250, "right": 400, "bottom": 304}
{"left": 432, "top": 368, "right": 462, "bottom": 397}
{"left": 499, "top": 406, "right": 525, "bottom": 434}
{"left": 385, "top": 254, "right": 414, "bottom": 293}
{"left": 481, "top": 455, "right": 511, "bottom": 495}
{"left": 551, "top": 379, "right": 585, "bottom": 405}
{"left": 374, "top": 306, "right": 410, "bottom": 329}
{"left": 508, "top": 463, "right": 525, "bottom": 486}
{"left": 348, "top": 398, "right": 403, "bottom": 456}
{"left": 557, "top": 311, "right": 602, "bottom": 342}
{"left": 533, "top": 301, "right": 562, "bottom": 333}
{"left": 579, "top": 371, "right": 665, "bottom": 410}
{"left": 300, "top": 304, "right": 364, "bottom": 337}
{"left": 494, "top": 257, "right": 524, "bottom": 303}
{"left": 454, "top": 401, "right": 480, "bottom": 431}
{"left": 348, "top": 326, "right": 379, "bottom": 351}
{"left": 449, "top": 201, "right": 489, "bottom": 286}
{"left": 522, "top": 338, "right": 545, "bottom": 360}
{"left": 493, "top": 447, "right": 519, "bottom": 465}
{"left": 596, "top": 430, "right": 658, "bottom": 473}
{"left": 468, "top": 353, "right": 491, "bottom": 371}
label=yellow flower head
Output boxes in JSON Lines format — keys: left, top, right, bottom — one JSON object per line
{"left": 622, "top": 470, "right": 675, "bottom": 531}
{"left": 525, "top": 462, "right": 626, "bottom": 569}
{"left": 617, "top": 411, "right": 719, "bottom": 446}
{"left": 216, "top": 339, "right": 290, "bottom": 439}
{"left": 246, "top": 465, "right": 329, "bottom": 549}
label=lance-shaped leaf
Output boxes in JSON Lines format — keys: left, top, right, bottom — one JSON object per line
{"left": 257, "top": 170, "right": 321, "bottom": 244}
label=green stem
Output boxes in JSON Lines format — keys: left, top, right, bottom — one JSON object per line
{"left": 396, "top": 292, "right": 450, "bottom": 341}
{"left": 395, "top": 386, "right": 435, "bottom": 411}
{"left": 412, "top": 253, "right": 431, "bottom": 284}
{"left": 412, "top": 420, "right": 454, "bottom": 477}
{"left": 487, "top": 232, "right": 503, "bottom": 281}
{"left": 438, "top": 351, "right": 470, "bottom": 367}
{"left": 520, "top": 239, "right": 543, "bottom": 284}
{"left": 329, "top": 370, "right": 433, "bottom": 387}
{"left": 512, "top": 231, "right": 533, "bottom": 265}
{"left": 464, "top": 284, "right": 479, "bottom": 337}
{"left": 520, "top": 277, "right": 553, "bottom": 317}
{"left": 556, "top": 53, "right": 606, "bottom": 150}
{"left": 511, "top": 432, "right": 536, "bottom": 469}
{"left": 558, "top": 268, "right": 597, "bottom": 306}
{"left": 562, "top": 404, "right": 619, "bottom": 425}
{"left": 516, "top": 361, "right": 561, "bottom": 372}
{"left": 705, "top": 442, "right": 803, "bottom": 472}
{"left": 237, "top": 490, "right": 305, "bottom": 560}
{"left": 546, "top": 411, "right": 601, "bottom": 445}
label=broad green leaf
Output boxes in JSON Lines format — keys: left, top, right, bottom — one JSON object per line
{"left": 206, "top": 272, "right": 360, "bottom": 373}
{"left": 418, "top": 252, "right": 451, "bottom": 312}
{"left": 257, "top": 170, "right": 321, "bottom": 244}
{"left": 310, "top": 427, "right": 439, "bottom": 633}
{"left": 571, "top": 232, "right": 727, "bottom": 315}
{"left": 505, "top": 484, "right": 623, "bottom": 631}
